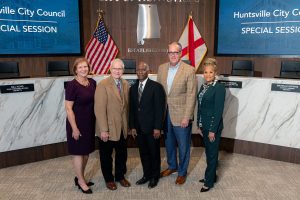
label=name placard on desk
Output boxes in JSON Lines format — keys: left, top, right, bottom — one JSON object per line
{"left": 218, "top": 80, "right": 242, "bottom": 88}
{"left": 0, "top": 84, "right": 34, "bottom": 93}
{"left": 271, "top": 83, "right": 300, "bottom": 93}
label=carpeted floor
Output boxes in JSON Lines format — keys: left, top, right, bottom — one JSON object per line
{"left": 0, "top": 147, "right": 299, "bottom": 200}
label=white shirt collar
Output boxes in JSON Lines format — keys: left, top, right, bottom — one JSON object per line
{"left": 139, "top": 77, "right": 148, "bottom": 86}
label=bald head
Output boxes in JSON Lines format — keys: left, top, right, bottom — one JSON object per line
{"left": 168, "top": 42, "right": 182, "bottom": 52}
{"left": 136, "top": 61, "right": 150, "bottom": 81}
{"left": 138, "top": 62, "right": 150, "bottom": 71}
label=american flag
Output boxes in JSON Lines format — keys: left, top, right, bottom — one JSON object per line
{"left": 85, "top": 18, "right": 119, "bottom": 74}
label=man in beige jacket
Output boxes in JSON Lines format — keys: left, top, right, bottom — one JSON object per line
{"left": 94, "top": 58, "right": 131, "bottom": 190}
{"left": 157, "top": 42, "right": 197, "bottom": 185}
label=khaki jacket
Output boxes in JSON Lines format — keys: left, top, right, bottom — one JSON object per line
{"left": 157, "top": 61, "right": 197, "bottom": 126}
{"left": 94, "top": 76, "right": 129, "bottom": 141}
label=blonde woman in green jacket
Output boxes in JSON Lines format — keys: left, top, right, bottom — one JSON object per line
{"left": 197, "top": 58, "right": 226, "bottom": 192}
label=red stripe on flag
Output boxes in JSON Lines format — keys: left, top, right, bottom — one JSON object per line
{"left": 98, "top": 38, "right": 114, "bottom": 74}
{"left": 85, "top": 19, "right": 119, "bottom": 74}
{"left": 195, "top": 38, "right": 205, "bottom": 48}
{"left": 188, "top": 18, "right": 195, "bottom": 67}
{"left": 101, "top": 45, "right": 118, "bottom": 74}
{"left": 178, "top": 15, "right": 207, "bottom": 70}
{"left": 90, "top": 42, "right": 102, "bottom": 66}
{"left": 182, "top": 37, "right": 205, "bottom": 57}
{"left": 182, "top": 47, "right": 188, "bottom": 57}
{"left": 104, "top": 49, "right": 118, "bottom": 74}
{"left": 85, "top": 38, "right": 93, "bottom": 52}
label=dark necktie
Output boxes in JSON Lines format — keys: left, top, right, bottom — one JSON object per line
{"left": 138, "top": 82, "right": 143, "bottom": 102}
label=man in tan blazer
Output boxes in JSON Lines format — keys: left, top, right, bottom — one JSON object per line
{"left": 94, "top": 58, "right": 131, "bottom": 190}
{"left": 157, "top": 42, "right": 197, "bottom": 185}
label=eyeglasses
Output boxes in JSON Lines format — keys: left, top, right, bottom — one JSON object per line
{"left": 111, "top": 68, "right": 124, "bottom": 71}
{"left": 167, "top": 51, "right": 181, "bottom": 56}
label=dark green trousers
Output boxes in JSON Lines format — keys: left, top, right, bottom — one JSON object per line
{"left": 202, "top": 128, "right": 221, "bottom": 188}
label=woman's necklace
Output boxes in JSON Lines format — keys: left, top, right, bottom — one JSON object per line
{"left": 76, "top": 77, "right": 90, "bottom": 87}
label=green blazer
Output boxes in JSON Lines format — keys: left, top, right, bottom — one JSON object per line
{"left": 197, "top": 81, "right": 226, "bottom": 134}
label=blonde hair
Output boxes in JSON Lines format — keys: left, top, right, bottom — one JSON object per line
{"left": 203, "top": 58, "right": 218, "bottom": 73}
{"left": 72, "top": 58, "right": 90, "bottom": 75}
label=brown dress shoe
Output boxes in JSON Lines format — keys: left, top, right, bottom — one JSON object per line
{"left": 160, "top": 169, "right": 177, "bottom": 177}
{"left": 106, "top": 182, "right": 117, "bottom": 190}
{"left": 118, "top": 179, "right": 131, "bottom": 187}
{"left": 175, "top": 176, "right": 186, "bottom": 185}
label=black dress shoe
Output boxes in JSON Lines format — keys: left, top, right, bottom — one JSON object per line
{"left": 200, "top": 186, "right": 210, "bottom": 192}
{"left": 78, "top": 184, "right": 93, "bottom": 194}
{"left": 199, "top": 176, "right": 218, "bottom": 183}
{"left": 87, "top": 181, "right": 94, "bottom": 186}
{"left": 74, "top": 177, "right": 94, "bottom": 187}
{"left": 148, "top": 178, "right": 158, "bottom": 189}
{"left": 136, "top": 177, "right": 149, "bottom": 185}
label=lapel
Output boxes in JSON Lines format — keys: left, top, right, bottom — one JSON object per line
{"left": 139, "top": 79, "right": 151, "bottom": 104}
{"left": 160, "top": 64, "right": 169, "bottom": 93}
{"left": 108, "top": 76, "right": 122, "bottom": 103}
{"left": 198, "top": 84, "right": 204, "bottom": 96}
{"left": 202, "top": 82, "right": 217, "bottom": 99}
{"left": 120, "top": 78, "right": 127, "bottom": 104}
{"left": 169, "top": 62, "right": 184, "bottom": 95}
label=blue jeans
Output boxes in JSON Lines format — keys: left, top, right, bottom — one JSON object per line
{"left": 165, "top": 110, "right": 192, "bottom": 176}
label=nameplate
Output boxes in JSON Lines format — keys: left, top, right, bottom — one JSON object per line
{"left": 0, "top": 84, "right": 34, "bottom": 93}
{"left": 218, "top": 80, "right": 242, "bottom": 88}
{"left": 271, "top": 83, "right": 300, "bottom": 93}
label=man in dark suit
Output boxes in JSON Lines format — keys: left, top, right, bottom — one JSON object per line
{"left": 129, "top": 62, "right": 166, "bottom": 189}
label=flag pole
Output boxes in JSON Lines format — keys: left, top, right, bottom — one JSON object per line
{"left": 97, "top": 9, "right": 104, "bottom": 20}
{"left": 93, "top": 9, "right": 104, "bottom": 32}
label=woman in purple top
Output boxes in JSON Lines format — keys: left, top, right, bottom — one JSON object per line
{"left": 65, "top": 58, "right": 96, "bottom": 194}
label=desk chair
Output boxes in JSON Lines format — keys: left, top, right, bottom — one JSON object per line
{"left": 0, "top": 61, "right": 19, "bottom": 79}
{"left": 280, "top": 61, "right": 300, "bottom": 78}
{"left": 122, "top": 59, "right": 136, "bottom": 74}
{"left": 46, "top": 61, "right": 70, "bottom": 76}
{"left": 182, "top": 60, "right": 191, "bottom": 65}
{"left": 231, "top": 60, "right": 254, "bottom": 77}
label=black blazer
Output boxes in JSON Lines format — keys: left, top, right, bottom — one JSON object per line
{"left": 129, "top": 79, "right": 166, "bottom": 134}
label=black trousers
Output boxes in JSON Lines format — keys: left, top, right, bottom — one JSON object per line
{"left": 136, "top": 133, "right": 161, "bottom": 179}
{"left": 98, "top": 134, "right": 127, "bottom": 182}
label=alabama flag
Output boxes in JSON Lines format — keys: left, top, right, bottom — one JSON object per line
{"left": 179, "top": 15, "right": 207, "bottom": 70}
